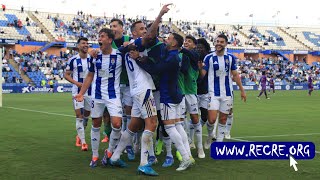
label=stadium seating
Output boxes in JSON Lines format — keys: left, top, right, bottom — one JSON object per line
{"left": 2, "top": 64, "right": 27, "bottom": 86}
{"left": 281, "top": 27, "right": 320, "bottom": 50}
{"left": 0, "top": 9, "right": 48, "bottom": 41}
{"left": 26, "top": 71, "right": 47, "bottom": 86}
{"left": 239, "top": 26, "right": 306, "bottom": 50}
{"left": 32, "top": 12, "right": 105, "bottom": 43}
{"left": 175, "top": 22, "right": 259, "bottom": 50}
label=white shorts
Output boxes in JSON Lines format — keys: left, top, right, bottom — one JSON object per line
{"left": 73, "top": 95, "right": 91, "bottom": 111}
{"left": 160, "top": 103, "right": 180, "bottom": 121}
{"left": 208, "top": 94, "right": 233, "bottom": 114}
{"left": 91, "top": 98, "right": 123, "bottom": 118}
{"left": 153, "top": 90, "right": 161, "bottom": 111}
{"left": 198, "top": 93, "right": 209, "bottom": 109}
{"left": 131, "top": 90, "right": 157, "bottom": 119}
{"left": 120, "top": 86, "right": 133, "bottom": 107}
{"left": 179, "top": 96, "right": 186, "bottom": 119}
{"left": 185, "top": 94, "right": 198, "bottom": 114}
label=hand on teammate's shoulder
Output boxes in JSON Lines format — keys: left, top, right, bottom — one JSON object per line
{"left": 89, "top": 49, "right": 99, "bottom": 58}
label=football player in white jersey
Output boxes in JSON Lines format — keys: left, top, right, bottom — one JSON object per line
{"left": 106, "top": 20, "right": 160, "bottom": 176}
{"left": 199, "top": 34, "right": 246, "bottom": 148}
{"left": 64, "top": 37, "right": 91, "bottom": 151}
{"left": 75, "top": 28, "right": 123, "bottom": 168}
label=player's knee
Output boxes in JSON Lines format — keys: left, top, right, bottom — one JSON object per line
{"left": 146, "top": 117, "right": 158, "bottom": 131}
{"left": 190, "top": 114, "right": 199, "bottom": 122}
{"left": 75, "top": 110, "right": 83, "bottom": 118}
{"left": 128, "top": 121, "right": 139, "bottom": 132}
{"left": 92, "top": 119, "right": 102, "bottom": 128}
{"left": 208, "top": 114, "right": 217, "bottom": 124}
{"left": 208, "top": 117, "right": 216, "bottom": 124}
{"left": 219, "top": 116, "right": 227, "bottom": 124}
{"left": 83, "top": 110, "right": 90, "bottom": 117}
{"left": 75, "top": 114, "right": 83, "bottom": 118}
{"left": 112, "top": 120, "right": 122, "bottom": 129}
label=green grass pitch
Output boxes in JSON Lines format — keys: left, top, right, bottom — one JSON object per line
{"left": 0, "top": 90, "right": 319, "bottom": 179}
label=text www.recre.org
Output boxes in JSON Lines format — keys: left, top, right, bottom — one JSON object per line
{"left": 210, "top": 142, "right": 315, "bottom": 160}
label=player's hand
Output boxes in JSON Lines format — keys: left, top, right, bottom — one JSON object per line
{"left": 123, "top": 41, "right": 130, "bottom": 47}
{"left": 160, "top": 3, "right": 172, "bottom": 15}
{"left": 76, "top": 82, "right": 82, "bottom": 88}
{"left": 241, "top": 90, "right": 247, "bottom": 102}
{"left": 198, "top": 61, "right": 205, "bottom": 69}
{"left": 129, "top": 50, "right": 140, "bottom": 60}
{"left": 89, "top": 49, "right": 99, "bottom": 58}
{"left": 74, "top": 94, "right": 84, "bottom": 102}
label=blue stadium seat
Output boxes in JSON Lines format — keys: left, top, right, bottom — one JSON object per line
{"left": 303, "top": 32, "right": 320, "bottom": 47}
{"left": 266, "top": 30, "right": 286, "bottom": 46}
{"left": 3, "top": 13, "right": 30, "bottom": 35}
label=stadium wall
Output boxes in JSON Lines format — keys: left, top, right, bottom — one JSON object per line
{"left": 15, "top": 45, "right": 42, "bottom": 53}
{"left": 2, "top": 84, "right": 319, "bottom": 94}
{"left": 232, "top": 51, "right": 318, "bottom": 64}
{"left": 13, "top": 45, "right": 67, "bottom": 56}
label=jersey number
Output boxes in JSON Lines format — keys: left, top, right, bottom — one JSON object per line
{"left": 91, "top": 100, "right": 94, "bottom": 108}
{"left": 126, "top": 58, "right": 134, "bottom": 72}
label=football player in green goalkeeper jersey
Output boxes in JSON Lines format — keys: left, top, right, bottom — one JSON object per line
{"left": 181, "top": 35, "right": 205, "bottom": 159}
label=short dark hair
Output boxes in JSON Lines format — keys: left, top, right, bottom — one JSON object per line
{"left": 99, "top": 28, "right": 115, "bottom": 40}
{"left": 172, "top": 33, "right": 184, "bottom": 48}
{"left": 217, "top": 34, "right": 228, "bottom": 42}
{"left": 110, "top": 18, "right": 123, "bottom": 26}
{"left": 77, "top": 37, "right": 88, "bottom": 44}
{"left": 197, "top": 38, "right": 211, "bottom": 52}
{"left": 185, "top": 35, "right": 197, "bottom": 45}
{"left": 130, "top": 20, "right": 143, "bottom": 33}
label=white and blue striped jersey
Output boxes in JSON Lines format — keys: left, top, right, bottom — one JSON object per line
{"left": 66, "top": 54, "right": 91, "bottom": 96}
{"left": 203, "top": 51, "right": 237, "bottom": 97}
{"left": 125, "top": 51, "right": 155, "bottom": 96}
{"left": 89, "top": 49, "right": 122, "bottom": 100}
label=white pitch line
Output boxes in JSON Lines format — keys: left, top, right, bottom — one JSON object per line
{"left": 315, "top": 151, "right": 320, "bottom": 154}
{"left": 4, "top": 106, "right": 74, "bottom": 117}
{"left": 229, "top": 138, "right": 251, "bottom": 142}
{"left": 204, "top": 132, "right": 320, "bottom": 139}
{"left": 234, "top": 133, "right": 320, "bottom": 139}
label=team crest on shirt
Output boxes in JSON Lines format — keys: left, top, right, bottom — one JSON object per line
{"left": 225, "top": 59, "right": 230, "bottom": 72}
{"left": 111, "top": 58, "right": 115, "bottom": 65}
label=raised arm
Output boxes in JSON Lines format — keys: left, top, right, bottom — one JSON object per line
{"left": 142, "top": 4, "right": 171, "bottom": 46}
{"left": 136, "top": 55, "right": 178, "bottom": 75}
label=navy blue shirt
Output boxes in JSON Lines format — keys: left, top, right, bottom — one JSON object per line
{"left": 135, "top": 40, "right": 183, "bottom": 104}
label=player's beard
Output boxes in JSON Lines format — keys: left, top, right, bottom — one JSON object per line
{"left": 215, "top": 45, "right": 225, "bottom": 54}
{"left": 81, "top": 46, "right": 88, "bottom": 54}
